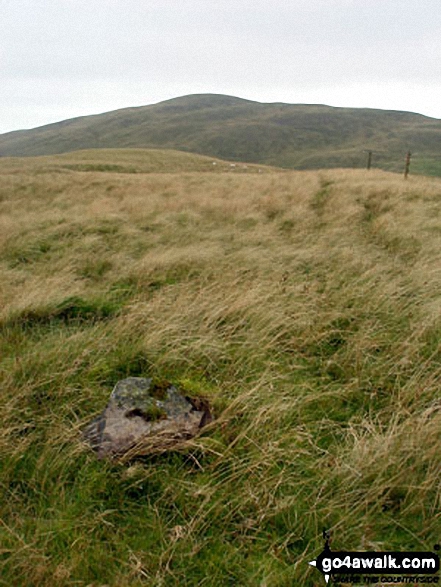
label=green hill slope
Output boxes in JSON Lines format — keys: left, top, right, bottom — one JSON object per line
{"left": 1, "top": 93, "right": 441, "bottom": 175}
{"left": 0, "top": 148, "right": 275, "bottom": 175}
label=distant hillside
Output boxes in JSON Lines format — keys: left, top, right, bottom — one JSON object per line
{"left": 0, "top": 148, "right": 276, "bottom": 176}
{"left": 2, "top": 93, "right": 441, "bottom": 175}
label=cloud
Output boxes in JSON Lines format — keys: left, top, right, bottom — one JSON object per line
{"left": 1, "top": 0, "right": 440, "bottom": 132}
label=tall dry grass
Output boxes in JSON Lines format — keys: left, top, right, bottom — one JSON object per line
{"left": 1, "top": 151, "right": 440, "bottom": 586}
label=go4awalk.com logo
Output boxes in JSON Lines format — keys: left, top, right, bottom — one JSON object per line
{"left": 309, "top": 531, "right": 440, "bottom": 585}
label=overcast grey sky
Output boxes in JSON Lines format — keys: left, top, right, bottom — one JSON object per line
{"left": 1, "top": 0, "right": 440, "bottom": 134}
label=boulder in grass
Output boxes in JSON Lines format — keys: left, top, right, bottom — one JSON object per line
{"left": 83, "top": 377, "right": 212, "bottom": 460}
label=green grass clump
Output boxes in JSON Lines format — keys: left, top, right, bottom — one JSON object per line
{"left": 1, "top": 155, "right": 441, "bottom": 585}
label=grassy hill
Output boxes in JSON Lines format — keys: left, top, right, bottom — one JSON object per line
{"left": 0, "top": 148, "right": 274, "bottom": 175}
{"left": 2, "top": 93, "right": 441, "bottom": 176}
{"left": 1, "top": 150, "right": 440, "bottom": 585}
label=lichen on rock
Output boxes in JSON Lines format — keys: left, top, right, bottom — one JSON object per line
{"left": 83, "top": 377, "right": 212, "bottom": 460}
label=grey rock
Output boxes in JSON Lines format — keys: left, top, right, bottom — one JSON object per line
{"left": 83, "top": 377, "right": 211, "bottom": 459}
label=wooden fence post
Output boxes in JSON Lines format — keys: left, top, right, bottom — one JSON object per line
{"left": 367, "top": 151, "right": 372, "bottom": 170}
{"left": 404, "top": 151, "right": 411, "bottom": 179}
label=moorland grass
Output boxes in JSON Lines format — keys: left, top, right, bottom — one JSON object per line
{"left": 0, "top": 150, "right": 440, "bottom": 586}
